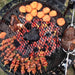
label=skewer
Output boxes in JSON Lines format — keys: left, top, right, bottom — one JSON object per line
{"left": 0, "top": 36, "right": 16, "bottom": 45}
{"left": 9, "top": 57, "right": 17, "bottom": 72}
{"left": 65, "top": 51, "right": 70, "bottom": 75}
{"left": 29, "top": 72, "right": 31, "bottom": 75}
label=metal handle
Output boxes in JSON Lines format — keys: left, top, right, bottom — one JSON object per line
{"left": 71, "top": 4, "right": 75, "bottom": 27}
{"left": 65, "top": 52, "right": 70, "bottom": 75}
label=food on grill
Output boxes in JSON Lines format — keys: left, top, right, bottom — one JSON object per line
{"left": 0, "top": 1, "right": 66, "bottom": 75}
{"left": 14, "top": 58, "right": 20, "bottom": 73}
{"left": 0, "top": 39, "right": 11, "bottom": 45}
{"left": 40, "top": 56, "right": 48, "bottom": 70}
{"left": 20, "top": 58, "right": 25, "bottom": 74}
{"left": 62, "top": 27, "right": 75, "bottom": 50}
{"left": 4, "top": 60, "right": 9, "bottom": 66}
{"left": 43, "top": 15, "right": 51, "bottom": 22}
{"left": 0, "top": 36, "right": 16, "bottom": 51}
{"left": 26, "top": 5, "right": 32, "bottom": 13}
{"left": 10, "top": 15, "right": 20, "bottom": 25}
{"left": 30, "top": 1, "right": 38, "bottom": 9}
{"left": 9, "top": 58, "right": 17, "bottom": 72}
{"left": 25, "top": 60, "right": 31, "bottom": 73}
{"left": 0, "top": 44, "right": 8, "bottom": 51}
{"left": 19, "top": 5, "right": 26, "bottom": 13}
{"left": 21, "top": 65, "right": 25, "bottom": 74}
{"left": 37, "top": 11, "right": 44, "bottom": 18}
{"left": 0, "top": 32, "right": 6, "bottom": 39}
{"left": 9, "top": 15, "right": 21, "bottom": 31}
{"left": 8, "top": 53, "right": 15, "bottom": 61}
{"left": 70, "top": 43, "right": 75, "bottom": 50}
{"left": 43, "top": 7, "right": 50, "bottom": 14}
{"left": 26, "top": 14, "right": 33, "bottom": 21}
{"left": 49, "top": 10, "right": 57, "bottom": 17}
{"left": 31, "top": 9, "right": 37, "bottom": 17}
{"left": 37, "top": 3, "right": 43, "bottom": 10}
{"left": 57, "top": 18, "right": 65, "bottom": 26}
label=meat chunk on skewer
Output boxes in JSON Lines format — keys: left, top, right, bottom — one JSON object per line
{"left": 9, "top": 58, "right": 17, "bottom": 72}
{"left": 9, "top": 15, "right": 23, "bottom": 32}
{"left": 62, "top": 27, "right": 75, "bottom": 50}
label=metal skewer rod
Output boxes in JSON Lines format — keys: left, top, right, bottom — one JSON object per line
{"left": 65, "top": 52, "right": 70, "bottom": 75}
{"left": 65, "top": 42, "right": 71, "bottom": 75}
{"left": 71, "top": 3, "right": 75, "bottom": 27}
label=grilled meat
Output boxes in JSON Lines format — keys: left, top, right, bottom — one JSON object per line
{"left": 62, "top": 27, "right": 75, "bottom": 50}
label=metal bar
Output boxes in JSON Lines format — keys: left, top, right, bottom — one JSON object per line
{"left": 71, "top": 4, "right": 75, "bottom": 27}
{"left": 65, "top": 52, "right": 70, "bottom": 75}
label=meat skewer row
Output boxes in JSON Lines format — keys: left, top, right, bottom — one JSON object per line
{"left": 0, "top": 40, "right": 15, "bottom": 51}
{"left": 21, "top": 64, "right": 25, "bottom": 75}
{"left": 30, "top": 56, "right": 36, "bottom": 75}
{"left": 35, "top": 57, "right": 42, "bottom": 73}
{"left": 0, "top": 44, "right": 16, "bottom": 59}
{"left": 9, "top": 57, "right": 17, "bottom": 72}
{"left": 4, "top": 53, "right": 19, "bottom": 66}
{"left": 39, "top": 51, "right": 48, "bottom": 71}
{"left": 25, "top": 58, "right": 31, "bottom": 75}
{"left": 0, "top": 36, "right": 16, "bottom": 45}
{"left": 39, "top": 56, "right": 48, "bottom": 71}
{"left": 20, "top": 58, "right": 25, "bottom": 75}
{"left": 14, "top": 56, "right": 21, "bottom": 73}
{"left": 30, "top": 60, "right": 36, "bottom": 75}
{"left": 1, "top": 50, "right": 12, "bottom": 60}
{"left": 2, "top": 52, "right": 16, "bottom": 63}
{"left": 3, "top": 52, "right": 14, "bottom": 66}
{"left": 9, "top": 54, "right": 20, "bottom": 72}
{"left": 0, "top": 45, "right": 16, "bottom": 57}
{"left": 8, "top": 53, "right": 16, "bottom": 61}
{"left": 3, "top": 51, "right": 12, "bottom": 61}
{"left": 2, "top": 52, "right": 15, "bottom": 62}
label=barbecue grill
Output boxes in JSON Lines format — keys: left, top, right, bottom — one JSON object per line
{"left": 0, "top": 0, "right": 73, "bottom": 75}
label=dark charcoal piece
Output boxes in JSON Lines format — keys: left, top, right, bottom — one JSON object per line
{"left": 24, "top": 46, "right": 27, "bottom": 49}
{"left": 47, "top": 23, "right": 50, "bottom": 26}
{"left": 13, "top": 40, "right": 20, "bottom": 48}
{"left": 51, "top": 31, "right": 54, "bottom": 34}
{"left": 33, "top": 47, "right": 39, "bottom": 52}
{"left": 25, "top": 23, "right": 31, "bottom": 30}
{"left": 42, "top": 47, "right": 46, "bottom": 51}
{"left": 48, "top": 47, "right": 51, "bottom": 51}
{"left": 23, "top": 28, "right": 40, "bottom": 41}
{"left": 45, "top": 32, "right": 51, "bottom": 37}
{"left": 45, "top": 41, "right": 48, "bottom": 43}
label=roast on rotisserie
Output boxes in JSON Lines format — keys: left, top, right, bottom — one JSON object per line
{"left": 62, "top": 26, "right": 75, "bottom": 50}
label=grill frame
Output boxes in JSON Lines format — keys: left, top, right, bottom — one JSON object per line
{"left": 0, "top": 0, "right": 68, "bottom": 75}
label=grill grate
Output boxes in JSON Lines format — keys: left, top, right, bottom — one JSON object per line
{"left": 0, "top": 0, "right": 68, "bottom": 75}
